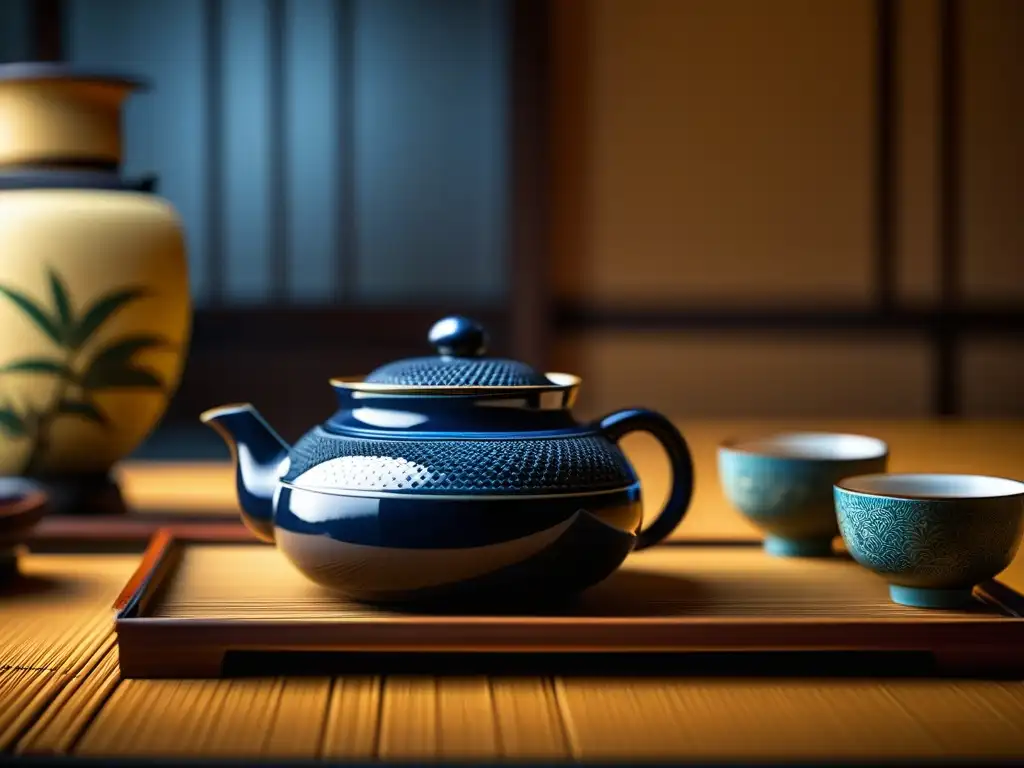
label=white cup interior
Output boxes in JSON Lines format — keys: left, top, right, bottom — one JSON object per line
{"left": 839, "top": 473, "right": 1024, "bottom": 499}
{"left": 723, "top": 432, "right": 888, "bottom": 461}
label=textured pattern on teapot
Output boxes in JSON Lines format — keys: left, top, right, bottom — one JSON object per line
{"left": 284, "top": 429, "right": 637, "bottom": 494}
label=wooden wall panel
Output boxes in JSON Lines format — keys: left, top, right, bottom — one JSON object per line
{"left": 555, "top": 333, "right": 932, "bottom": 420}
{"left": 960, "top": 0, "right": 1024, "bottom": 303}
{"left": 895, "top": 0, "right": 940, "bottom": 306}
{"left": 960, "top": 338, "right": 1024, "bottom": 417}
{"left": 555, "top": 0, "right": 876, "bottom": 307}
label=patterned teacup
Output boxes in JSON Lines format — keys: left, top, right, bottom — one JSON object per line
{"left": 718, "top": 432, "right": 889, "bottom": 557}
{"left": 835, "top": 473, "right": 1024, "bottom": 609}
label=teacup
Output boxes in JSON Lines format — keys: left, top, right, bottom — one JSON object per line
{"left": 718, "top": 432, "right": 889, "bottom": 557}
{"left": 834, "top": 473, "right": 1024, "bottom": 609}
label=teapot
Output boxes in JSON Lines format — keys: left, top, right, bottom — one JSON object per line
{"left": 201, "top": 316, "right": 694, "bottom": 605}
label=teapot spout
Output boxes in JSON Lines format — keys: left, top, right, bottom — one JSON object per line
{"left": 200, "top": 403, "right": 289, "bottom": 543}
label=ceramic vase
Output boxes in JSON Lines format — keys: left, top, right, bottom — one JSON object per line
{"left": 0, "top": 63, "right": 191, "bottom": 513}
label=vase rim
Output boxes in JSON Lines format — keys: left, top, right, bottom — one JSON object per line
{"left": 0, "top": 168, "right": 157, "bottom": 193}
{"left": 0, "top": 62, "right": 148, "bottom": 90}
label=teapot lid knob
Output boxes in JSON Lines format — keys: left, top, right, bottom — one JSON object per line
{"left": 428, "top": 316, "right": 488, "bottom": 358}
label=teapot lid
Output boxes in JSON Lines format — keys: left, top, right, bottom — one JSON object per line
{"left": 363, "top": 316, "right": 550, "bottom": 388}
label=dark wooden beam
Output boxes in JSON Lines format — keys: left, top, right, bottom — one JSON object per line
{"left": 163, "top": 306, "right": 508, "bottom": 438}
{"left": 554, "top": 303, "right": 1024, "bottom": 336}
{"left": 203, "top": 0, "right": 226, "bottom": 306}
{"left": 938, "top": 0, "right": 961, "bottom": 310}
{"left": 182, "top": 305, "right": 506, "bottom": 348}
{"left": 334, "top": 0, "right": 356, "bottom": 300}
{"left": 508, "top": 0, "right": 552, "bottom": 371}
{"left": 29, "top": 0, "right": 64, "bottom": 61}
{"left": 268, "top": 0, "right": 288, "bottom": 302}
{"left": 875, "top": 0, "right": 897, "bottom": 311}
{"left": 935, "top": 0, "right": 962, "bottom": 416}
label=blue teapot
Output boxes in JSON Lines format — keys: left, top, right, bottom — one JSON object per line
{"left": 201, "top": 316, "right": 694, "bottom": 605}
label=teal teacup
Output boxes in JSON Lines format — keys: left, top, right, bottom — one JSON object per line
{"left": 835, "top": 473, "right": 1024, "bottom": 609}
{"left": 718, "top": 432, "right": 889, "bottom": 557}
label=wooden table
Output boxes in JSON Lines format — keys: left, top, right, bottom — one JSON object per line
{"left": 4, "top": 419, "right": 1024, "bottom": 763}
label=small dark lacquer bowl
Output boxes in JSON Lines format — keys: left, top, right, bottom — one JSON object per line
{"left": 835, "top": 473, "right": 1024, "bottom": 609}
{"left": 201, "top": 316, "right": 696, "bottom": 606}
{"left": 0, "top": 477, "right": 49, "bottom": 580}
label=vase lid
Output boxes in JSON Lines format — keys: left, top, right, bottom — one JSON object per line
{"left": 362, "top": 316, "right": 550, "bottom": 388}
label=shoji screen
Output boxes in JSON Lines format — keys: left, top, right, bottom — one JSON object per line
{"left": 65, "top": 0, "right": 510, "bottom": 308}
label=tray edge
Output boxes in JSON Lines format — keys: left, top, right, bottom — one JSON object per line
{"left": 113, "top": 528, "right": 261, "bottom": 616}
{"left": 110, "top": 537, "right": 1024, "bottom": 679}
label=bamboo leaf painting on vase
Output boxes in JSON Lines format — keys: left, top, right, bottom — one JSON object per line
{"left": 0, "top": 269, "right": 175, "bottom": 477}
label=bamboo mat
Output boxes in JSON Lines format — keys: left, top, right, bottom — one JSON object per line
{"left": 149, "top": 544, "right": 1010, "bottom": 621}
{"left": 0, "top": 549, "right": 1021, "bottom": 760}
{"left": 27, "top": 674, "right": 1024, "bottom": 760}
{"left": 0, "top": 554, "right": 137, "bottom": 752}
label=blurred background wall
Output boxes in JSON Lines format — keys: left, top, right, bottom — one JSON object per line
{"left": 1, "top": 0, "right": 1021, "bottom": 445}
{"left": 551, "top": 0, "right": 1023, "bottom": 420}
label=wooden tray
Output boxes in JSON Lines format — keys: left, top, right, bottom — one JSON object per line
{"left": 114, "top": 529, "right": 1024, "bottom": 679}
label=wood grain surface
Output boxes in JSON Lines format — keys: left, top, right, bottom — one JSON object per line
{"left": 4, "top": 420, "right": 1024, "bottom": 761}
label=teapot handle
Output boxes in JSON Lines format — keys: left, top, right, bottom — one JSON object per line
{"left": 598, "top": 409, "right": 695, "bottom": 550}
